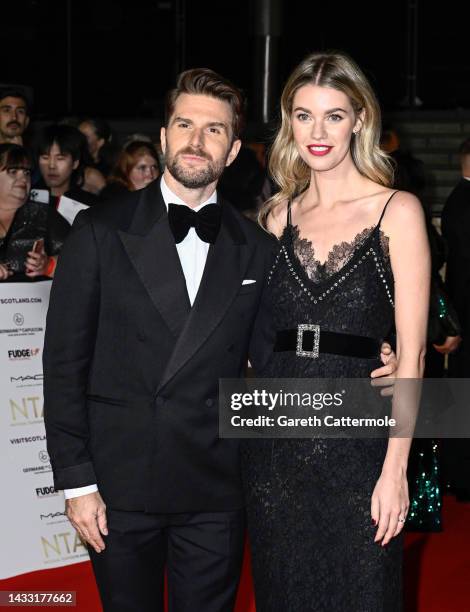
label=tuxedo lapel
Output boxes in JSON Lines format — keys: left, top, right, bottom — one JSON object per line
{"left": 118, "top": 179, "right": 190, "bottom": 338}
{"left": 157, "top": 202, "right": 253, "bottom": 392}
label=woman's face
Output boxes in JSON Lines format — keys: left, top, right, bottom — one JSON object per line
{"left": 129, "top": 154, "right": 159, "bottom": 190}
{"left": 291, "top": 84, "right": 362, "bottom": 173}
{"left": 0, "top": 166, "right": 31, "bottom": 208}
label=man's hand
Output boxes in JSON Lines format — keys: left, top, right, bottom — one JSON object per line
{"left": 370, "top": 342, "right": 398, "bottom": 396}
{"left": 433, "top": 335, "right": 461, "bottom": 355}
{"left": 66, "top": 491, "right": 108, "bottom": 553}
{"left": 371, "top": 342, "right": 398, "bottom": 379}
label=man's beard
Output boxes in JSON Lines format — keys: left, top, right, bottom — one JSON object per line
{"left": 165, "top": 146, "right": 228, "bottom": 189}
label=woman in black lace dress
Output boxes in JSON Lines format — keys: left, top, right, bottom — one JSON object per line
{"left": 242, "top": 52, "right": 430, "bottom": 611}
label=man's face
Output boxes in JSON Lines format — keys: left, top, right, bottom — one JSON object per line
{"left": 161, "top": 93, "right": 240, "bottom": 189}
{"left": 0, "top": 97, "right": 30, "bottom": 141}
{"left": 79, "top": 121, "right": 103, "bottom": 160}
{"left": 39, "top": 142, "right": 78, "bottom": 193}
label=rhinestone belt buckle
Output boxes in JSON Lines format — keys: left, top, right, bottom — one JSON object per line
{"left": 296, "top": 324, "right": 320, "bottom": 358}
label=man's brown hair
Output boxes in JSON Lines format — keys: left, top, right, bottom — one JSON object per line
{"left": 165, "top": 68, "right": 245, "bottom": 140}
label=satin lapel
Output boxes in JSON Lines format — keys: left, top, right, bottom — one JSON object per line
{"left": 157, "top": 204, "right": 252, "bottom": 392}
{"left": 118, "top": 181, "right": 190, "bottom": 338}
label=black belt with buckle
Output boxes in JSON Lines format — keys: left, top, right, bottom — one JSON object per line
{"left": 274, "top": 324, "right": 381, "bottom": 359}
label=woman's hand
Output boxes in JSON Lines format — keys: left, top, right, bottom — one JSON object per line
{"left": 25, "top": 243, "right": 49, "bottom": 277}
{"left": 371, "top": 467, "right": 409, "bottom": 546}
{"left": 0, "top": 262, "right": 13, "bottom": 280}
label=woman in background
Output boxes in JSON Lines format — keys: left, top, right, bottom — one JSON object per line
{"left": 101, "top": 140, "right": 160, "bottom": 200}
{"left": 0, "top": 143, "right": 69, "bottom": 281}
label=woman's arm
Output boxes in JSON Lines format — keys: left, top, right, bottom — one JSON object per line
{"left": 371, "top": 191, "right": 430, "bottom": 546}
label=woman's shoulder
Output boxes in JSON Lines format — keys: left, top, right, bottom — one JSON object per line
{"left": 382, "top": 189, "right": 423, "bottom": 220}
{"left": 266, "top": 199, "right": 290, "bottom": 238}
{"left": 379, "top": 189, "right": 425, "bottom": 237}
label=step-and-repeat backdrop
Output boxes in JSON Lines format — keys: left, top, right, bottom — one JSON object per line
{"left": 0, "top": 282, "right": 89, "bottom": 579}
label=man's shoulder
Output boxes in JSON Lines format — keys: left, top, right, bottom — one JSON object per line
{"left": 75, "top": 190, "right": 140, "bottom": 232}
{"left": 442, "top": 180, "right": 470, "bottom": 221}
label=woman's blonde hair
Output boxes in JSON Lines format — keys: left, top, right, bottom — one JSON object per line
{"left": 260, "top": 51, "right": 393, "bottom": 226}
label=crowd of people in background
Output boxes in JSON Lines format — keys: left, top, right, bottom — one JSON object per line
{"left": 1, "top": 81, "right": 470, "bottom": 516}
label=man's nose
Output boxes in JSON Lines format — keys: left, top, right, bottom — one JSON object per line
{"left": 48, "top": 157, "right": 56, "bottom": 168}
{"left": 189, "top": 128, "right": 204, "bottom": 147}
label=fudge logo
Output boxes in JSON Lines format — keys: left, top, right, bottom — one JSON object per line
{"left": 36, "top": 486, "right": 58, "bottom": 498}
{"left": 8, "top": 347, "right": 40, "bottom": 360}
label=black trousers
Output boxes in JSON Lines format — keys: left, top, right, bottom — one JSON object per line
{"left": 89, "top": 508, "right": 245, "bottom": 612}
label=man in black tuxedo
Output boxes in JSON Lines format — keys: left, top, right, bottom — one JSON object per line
{"left": 442, "top": 138, "right": 470, "bottom": 373}
{"left": 441, "top": 137, "right": 470, "bottom": 500}
{"left": 44, "top": 68, "right": 397, "bottom": 611}
{"left": 44, "top": 69, "right": 277, "bottom": 611}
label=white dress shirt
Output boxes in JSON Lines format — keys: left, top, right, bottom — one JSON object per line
{"left": 63, "top": 177, "right": 218, "bottom": 499}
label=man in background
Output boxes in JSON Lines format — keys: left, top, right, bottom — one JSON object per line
{"left": 441, "top": 137, "right": 470, "bottom": 502}
{"left": 0, "top": 88, "right": 30, "bottom": 145}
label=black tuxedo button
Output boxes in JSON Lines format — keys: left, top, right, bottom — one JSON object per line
{"left": 205, "top": 398, "right": 213, "bottom": 407}
{"left": 137, "top": 331, "right": 147, "bottom": 342}
{"left": 155, "top": 397, "right": 165, "bottom": 407}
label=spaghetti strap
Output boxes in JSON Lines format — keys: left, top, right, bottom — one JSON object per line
{"left": 377, "top": 190, "right": 399, "bottom": 227}
{"left": 287, "top": 201, "right": 293, "bottom": 226}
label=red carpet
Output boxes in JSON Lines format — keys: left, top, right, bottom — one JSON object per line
{"left": 2, "top": 495, "right": 468, "bottom": 611}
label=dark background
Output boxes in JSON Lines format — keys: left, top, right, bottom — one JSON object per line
{"left": 3, "top": 0, "right": 468, "bottom": 120}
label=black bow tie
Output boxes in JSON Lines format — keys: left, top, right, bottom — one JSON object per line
{"left": 168, "top": 203, "right": 222, "bottom": 244}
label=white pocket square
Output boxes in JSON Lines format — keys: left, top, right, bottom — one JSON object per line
{"left": 242, "top": 279, "right": 256, "bottom": 285}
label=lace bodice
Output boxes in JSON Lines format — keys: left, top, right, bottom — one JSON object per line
{"left": 290, "top": 223, "right": 390, "bottom": 283}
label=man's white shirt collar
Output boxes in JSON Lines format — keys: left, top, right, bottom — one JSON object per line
{"left": 160, "top": 175, "right": 218, "bottom": 211}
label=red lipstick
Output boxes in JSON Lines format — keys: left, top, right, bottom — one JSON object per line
{"left": 307, "top": 145, "right": 333, "bottom": 157}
